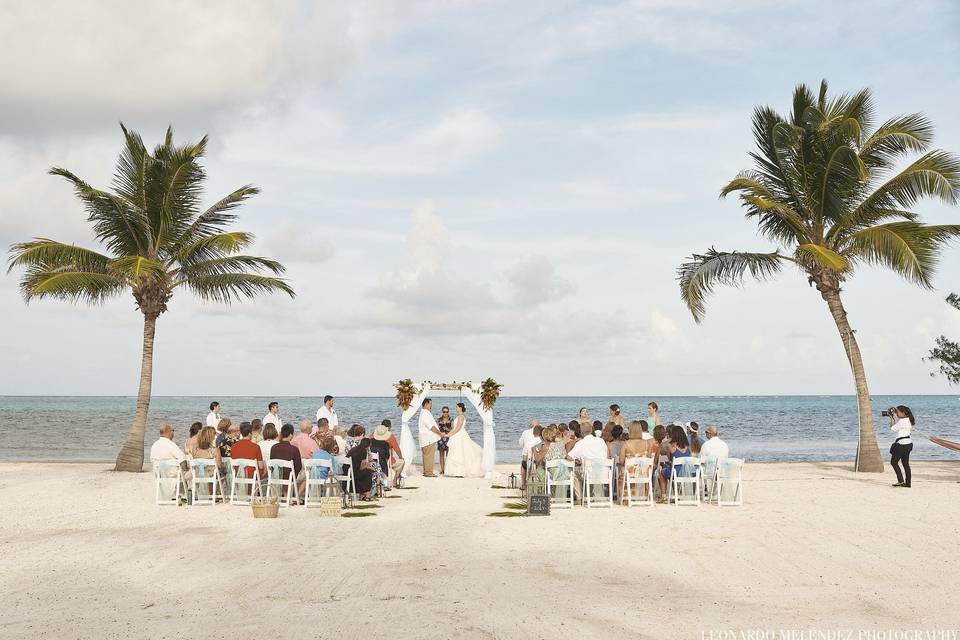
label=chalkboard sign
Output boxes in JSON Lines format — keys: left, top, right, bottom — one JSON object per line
{"left": 527, "top": 495, "right": 550, "bottom": 516}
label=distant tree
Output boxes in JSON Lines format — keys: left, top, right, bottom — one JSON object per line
{"left": 677, "top": 81, "right": 960, "bottom": 472}
{"left": 7, "top": 125, "right": 295, "bottom": 471}
{"left": 928, "top": 293, "right": 960, "bottom": 384}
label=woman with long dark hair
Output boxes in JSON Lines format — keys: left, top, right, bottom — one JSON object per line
{"left": 889, "top": 405, "right": 915, "bottom": 488}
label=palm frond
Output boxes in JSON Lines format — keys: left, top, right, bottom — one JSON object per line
{"left": 859, "top": 113, "right": 933, "bottom": 170}
{"left": 183, "top": 272, "right": 295, "bottom": 304}
{"left": 678, "top": 248, "right": 783, "bottom": 322}
{"left": 847, "top": 223, "right": 960, "bottom": 287}
{"left": 7, "top": 239, "right": 112, "bottom": 274}
{"left": 175, "top": 186, "right": 260, "bottom": 248}
{"left": 175, "top": 255, "right": 285, "bottom": 281}
{"left": 173, "top": 231, "right": 255, "bottom": 266}
{"left": 107, "top": 255, "right": 166, "bottom": 287}
{"left": 795, "top": 243, "right": 849, "bottom": 271}
{"left": 860, "top": 150, "right": 960, "bottom": 212}
{"left": 151, "top": 133, "right": 208, "bottom": 251}
{"left": 19, "top": 266, "right": 124, "bottom": 304}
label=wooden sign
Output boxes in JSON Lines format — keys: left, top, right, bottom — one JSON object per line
{"left": 319, "top": 496, "right": 342, "bottom": 517}
{"left": 528, "top": 494, "right": 550, "bottom": 516}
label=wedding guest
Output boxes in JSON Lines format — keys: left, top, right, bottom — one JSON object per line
{"left": 609, "top": 404, "right": 625, "bottom": 428}
{"left": 345, "top": 434, "right": 374, "bottom": 501}
{"left": 262, "top": 402, "right": 281, "bottom": 431}
{"left": 217, "top": 421, "right": 239, "bottom": 460}
{"left": 601, "top": 421, "right": 615, "bottom": 444}
{"left": 332, "top": 427, "right": 348, "bottom": 460}
{"left": 608, "top": 424, "right": 624, "bottom": 459}
{"left": 250, "top": 419, "right": 263, "bottom": 444}
{"left": 269, "top": 424, "right": 305, "bottom": 502}
{"left": 437, "top": 406, "right": 452, "bottom": 476}
{"left": 259, "top": 424, "right": 279, "bottom": 466}
{"left": 518, "top": 419, "right": 542, "bottom": 487}
{"left": 592, "top": 420, "right": 603, "bottom": 438}
{"left": 532, "top": 425, "right": 569, "bottom": 496}
{"left": 192, "top": 426, "right": 221, "bottom": 465}
{"left": 658, "top": 425, "right": 690, "bottom": 503}
{"left": 215, "top": 418, "right": 232, "bottom": 448}
{"left": 311, "top": 437, "right": 340, "bottom": 480}
{"left": 206, "top": 402, "right": 222, "bottom": 428}
{"left": 647, "top": 401, "right": 662, "bottom": 427}
{"left": 568, "top": 423, "right": 608, "bottom": 462}
{"left": 619, "top": 421, "right": 654, "bottom": 503}
{"left": 687, "top": 422, "right": 703, "bottom": 455}
{"left": 374, "top": 420, "right": 405, "bottom": 488}
{"left": 292, "top": 420, "right": 320, "bottom": 460}
{"left": 699, "top": 425, "right": 729, "bottom": 460}
{"left": 652, "top": 424, "right": 667, "bottom": 473}
{"left": 184, "top": 421, "right": 203, "bottom": 453}
{"left": 150, "top": 425, "right": 190, "bottom": 475}
{"left": 578, "top": 407, "right": 590, "bottom": 426}
{"left": 231, "top": 422, "right": 267, "bottom": 481}
{"left": 316, "top": 395, "right": 339, "bottom": 427}
{"left": 313, "top": 417, "right": 332, "bottom": 441}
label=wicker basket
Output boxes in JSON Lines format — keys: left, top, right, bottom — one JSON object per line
{"left": 251, "top": 495, "right": 280, "bottom": 518}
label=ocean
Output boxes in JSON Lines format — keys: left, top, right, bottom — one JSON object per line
{"left": 1, "top": 395, "right": 958, "bottom": 463}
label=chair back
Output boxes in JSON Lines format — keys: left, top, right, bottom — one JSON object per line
{"left": 304, "top": 458, "right": 333, "bottom": 480}
{"left": 268, "top": 458, "right": 294, "bottom": 481}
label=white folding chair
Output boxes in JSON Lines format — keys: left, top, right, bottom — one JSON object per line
{"left": 220, "top": 457, "right": 233, "bottom": 499}
{"left": 189, "top": 459, "right": 220, "bottom": 505}
{"left": 154, "top": 460, "right": 187, "bottom": 506}
{"left": 716, "top": 458, "right": 744, "bottom": 506}
{"left": 545, "top": 459, "right": 575, "bottom": 508}
{"left": 303, "top": 459, "right": 335, "bottom": 507}
{"left": 333, "top": 456, "right": 356, "bottom": 508}
{"left": 701, "top": 457, "right": 720, "bottom": 503}
{"left": 668, "top": 457, "right": 701, "bottom": 506}
{"left": 266, "top": 459, "right": 299, "bottom": 507}
{"left": 622, "top": 457, "right": 654, "bottom": 507}
{"left": 582, "top": 458, "right": 614, "bottom": 508}
{"left": 230, "top": 458, "right": 261, "bottom": 505}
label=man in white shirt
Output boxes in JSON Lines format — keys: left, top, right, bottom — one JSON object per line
{"left": 567, "top": 428, "right": 609, "bottom": 503}
{"left": 418, "top": 398, "right": 443, "bottom": 477}
{"left": 316, "top": 395, "right": 339, "bottom": 427}
{"left": 262, "top": 401, "right": 281, "bottom": 430}
{"left": 206, "top": 401, "right": 221, "bottom": 428}
{"left": 149, "top": 425, "right": 191, "bottom": 497}
{"left": 517, "top": 419, "right": 541, "bottom": 487}
{"left": 699, "top": 425, "right": 729, "bottom": 460}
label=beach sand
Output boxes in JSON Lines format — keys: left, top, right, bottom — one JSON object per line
{"left": 1, "top": 461, "right": 958, "bottom": 638}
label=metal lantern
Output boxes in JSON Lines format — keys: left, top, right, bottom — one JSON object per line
{"left": 508, "top": 473, "right": 517, "bottom": 489}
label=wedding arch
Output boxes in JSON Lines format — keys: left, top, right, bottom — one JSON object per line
{"left": 393, "top": 379, "right": 502, "bottom": 480}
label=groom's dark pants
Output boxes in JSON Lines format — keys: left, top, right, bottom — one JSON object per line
{"left": 422, "top": 442, "right": 437, "bottom": 476}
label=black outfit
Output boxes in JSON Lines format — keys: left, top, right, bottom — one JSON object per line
{"left": 890, "top": 440, "right": 913, "bottom": 486}
{"left": 344, "top": 444, "right": 373, "bottom": 494}
{"left": 437, "top": 416, "right": 452, "bottom": 452}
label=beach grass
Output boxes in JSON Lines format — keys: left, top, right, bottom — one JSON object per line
{"left": 349, "top": 504, "right": 382, "bottom": 510}
{"left": 487, "top": 511, "right": 526, "bottom": 518}
{"left": 490, "top": 484, "right": 508, "bottom": 489}
{"left": 342, "top": 511, "right": 376, "bottom": 518}
{"left": 503, "top": 502, "right": 527, "bottom": 510}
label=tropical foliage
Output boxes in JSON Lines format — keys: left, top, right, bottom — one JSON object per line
{"left": 927, "top": 293, "right": 960, "bottom": 384}
{"left": 7, "top": 125, "right": 294, "bottom": 471}
{"left": 394, "top": 378, "right": 418, "bottom": 410}
{"left": 677, "top": 81, "right": 960, "bottom": 472}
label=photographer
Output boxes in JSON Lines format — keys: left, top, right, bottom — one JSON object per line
{"left": 885, "top": 405, "right": 915, "bottom": 488}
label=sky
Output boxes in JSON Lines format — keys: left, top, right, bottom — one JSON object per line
{"left": 1, "top": 0, "right": 959, "bottom": 397}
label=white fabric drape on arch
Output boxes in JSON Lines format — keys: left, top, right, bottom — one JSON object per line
{"left": 399, "top": 382, "right": 430, "bottom": 477}
{"left": 461, "top": 386, "right": 497, "bottom": 480}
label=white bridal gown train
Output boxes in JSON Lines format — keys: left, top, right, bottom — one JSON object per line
{"left": 444, "top": 418, "right": 485, "bottom": 478}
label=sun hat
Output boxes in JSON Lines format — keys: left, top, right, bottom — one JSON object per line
{"left": 373, "top": 425, "right": 391, "bottom": 441}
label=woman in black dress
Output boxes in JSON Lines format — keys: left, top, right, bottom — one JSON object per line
{"left": 345, "top": 430, "right": 375, "bottom": 501}
{"left": 437, "top": 406, "right": 453, "bottom": 475}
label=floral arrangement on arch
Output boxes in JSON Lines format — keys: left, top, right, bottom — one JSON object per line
{"left": 475, "top": 378, "right": 503, "bottom": 411}
{"left": 394, "top": 378, "right": 419, "bottom": 410}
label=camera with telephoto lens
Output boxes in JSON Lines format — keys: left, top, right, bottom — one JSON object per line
{"left": 881, "top": 407, "right": 897, "bottom": 418}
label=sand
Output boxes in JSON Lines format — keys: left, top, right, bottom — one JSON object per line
{"left": 1, "top": 461, "right": 959, "bottom": 639}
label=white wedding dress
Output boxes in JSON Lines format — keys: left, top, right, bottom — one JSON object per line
{"left": 444, "top": 416, "right": 484, "bottom": 478}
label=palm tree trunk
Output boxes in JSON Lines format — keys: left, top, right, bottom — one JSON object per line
{"left": 114, "top": 313, "right": 157, "bottom": 472}
{"left": 821, "top": 287, "right": 884, "bottom": 472}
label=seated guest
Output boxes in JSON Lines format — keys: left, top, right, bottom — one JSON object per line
{"left": 619, "top": 421, "right": 654, "bottom": 503}
{"left": 311, "top": 437, "right": 340, "bottom": 480}
{"left": 184, "top": 421, "right": 203, "bottom": 453}
{"left": 230, "top": 422, "right": 268, "bottom": 481}
{"left": 568, "top": 421, "right": 610, "bottom": 502}
{"left": 215, "top": 418, "right": 233, "bottom": 448}
{"left": 332, "top": 426, "right": 348, "bottom": 458}
{"left": 532, "top": 425, "right": 569, "bottom": 497}
{"left": 250, "top": 419, "right": 264, "bottom": 444}
{"left": 373, "top": 420, "right": 405, "bottom": 488}
{"left": 292, "top": 420, "right": 320, "bottom": 460}
{"left": 592, "top": 420, "right": 603, "bottom": 438}
{"left": 190, "top": 426, "right": 222, "bottom": 498}
{"left": 346, "top": 425, "right": 382, "bottom": 483}
{"left": 345, "top": 434, "right": 374, "bottom": 501}
{"left": 313, "top": 417, "right": 331, "bottom": 441}
{"left": 658, "top": 425, "right": 691, "bottom": 503}
{"left": 699, "top": 425, "right": 729, "bottom": 460}
{"left": 149, "top": 425, "right": 191, "bottom": 484}
{"left": 687, "top": 422, "right": 703, "bottom": 455}
{"left": 217, "top": 421, "right": 239, "bottom": 461}
{"left": 268, "top": 424, "right": 306, "bottom": 502}
{"left": 651, "top": 424, "right": 667, "bottom": 484}
{"left": 259, "top": 424, "right": 279, "bottom": 466}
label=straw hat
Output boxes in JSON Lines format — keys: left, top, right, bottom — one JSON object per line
{"left": 373, "top": 425, "right": 391, "bottom": 441}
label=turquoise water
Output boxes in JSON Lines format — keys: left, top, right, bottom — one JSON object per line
{"left": 1, "top": 395, "right": 958, "bottom": 462}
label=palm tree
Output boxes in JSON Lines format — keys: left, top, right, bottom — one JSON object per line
{"left": 677, "top": 81, "right": 960, "bottom": 472}
{"left": 7, "top": 125, "right": 295, "bottom": 472}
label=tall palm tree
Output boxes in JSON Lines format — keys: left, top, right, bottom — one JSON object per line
{"left": 677, "top": 81, "right": 960, "bottom": 472}
{"left": 7, "top": 125, "right": 295, "bottom": 472}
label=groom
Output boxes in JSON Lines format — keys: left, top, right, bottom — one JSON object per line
{"left": 418, "top": 398, "right": 443, "bottom": 477}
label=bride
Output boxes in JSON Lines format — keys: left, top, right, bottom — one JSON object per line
{"left": 443, "top": 402, "right": 484, "bottom": 478}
